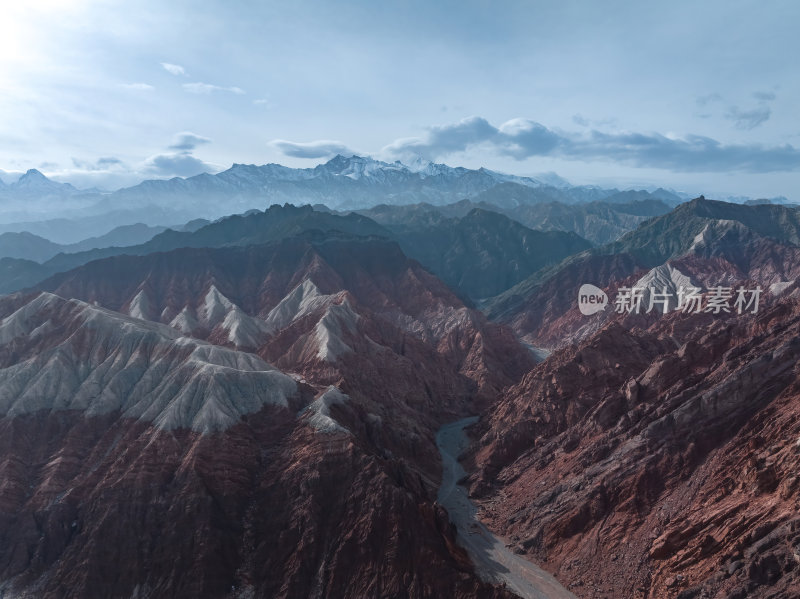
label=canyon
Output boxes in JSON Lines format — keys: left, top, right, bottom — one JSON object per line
{"left": 0, "top": 195, "right": 798, "bottom": 598}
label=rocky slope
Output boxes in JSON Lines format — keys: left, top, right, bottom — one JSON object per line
{"left": 497, "top": 199, "right": 673, "bottom": 245}
{"left": 382, "top": 208, "right": 591, "bottom": 300}
{"left": 0, "top": 205, "right": 393, "bottom": 294}
{"left": 357, "top": 198, "right": 674, "bottom": 246}
{"left": 0, "top": 232, "right": 537, "bottom": 597}
{"left": 485, "top": 198, "right": 800, "bottom": 348}
{"left": 36, "top": 233, "right": 532, "bottom": 388}
{"left": 1, "top": 203, "right": 592, "bottom": 302}
{"left": 466, "top": 297, "right": 800, "bottom": 598}
{"left": 0, "top": 292, "right": 520, "bottom": 598}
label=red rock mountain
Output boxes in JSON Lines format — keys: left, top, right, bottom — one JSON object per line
{"left": 4, "top": 196, "right": 800, "bottom": 599}
{"left": 0, "top": 233, "right": 532, "bottom": 598}
{"left": 466, "top": 292, "right": 800, "bottom": 598}
{"left": 459, "top": 200, "right": 800, "bottom": 598}
{"left": 485, "top": 198, "right": 800, "bottom": 349}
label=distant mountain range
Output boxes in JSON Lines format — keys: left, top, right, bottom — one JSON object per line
{"left": 0, "top": 223, "right": 167, "bottom": 262}
{"left": 0, "top": 156, "right": 683, "bottom": 225}
{"left": 354, "top": 197, "right": 675, "bottom": 245}
{"left": 3, "top": 155, "right": 794, "bottom": 245}
{"left": 0, "top": 168, "right": 81, "bottom": 196}
{"left": 0, "top": 204, "right": 590, "bottom": 304}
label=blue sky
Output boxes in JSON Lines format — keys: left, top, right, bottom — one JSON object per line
{"left": 0, "top": 0, "right": 798, "bottom": 199}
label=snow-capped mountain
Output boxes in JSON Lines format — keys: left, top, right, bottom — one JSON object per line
{"left": 106, "top": 154, "right": 559, "bottom": 217}
{"left": 0, "top": 156, "right": 785, "bottom": 232}
{"left": 0, "top": 169, "right": 104, "bottom": 222}
{"left": 2, "top": 169, "right": 79, "bottom": 196}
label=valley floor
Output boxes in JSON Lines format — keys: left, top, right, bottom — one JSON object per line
{"left": 436, "top": 418, "right": 576, "bottom": 599}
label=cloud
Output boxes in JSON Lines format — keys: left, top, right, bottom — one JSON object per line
{"left": 562, "top": 129, "right": 799, "bottom": 172}
{"left": 572, "top": 114, "right": 618, "bottom": 128}
{"left": 696, "top": 91, "right": 775, "bottom": 130}
{"left": 423, "top": 116, "right": 498, "bottom": 152}
{"left": 161, "top": 62, "right": 186, "bottom": 76}
{"left": 168, "top": 132, "right": 211, "bottom": 151}
{"left": 119, "top": 83, "right": 154, "bottom": 91}
{"left": 58, "top": 147, "right": 210, "bottom": 190}
{"left": 753, "top": 91, "right": 776, "bottom": 102}
{"left": 381, "top": 116, "right": 497, "bottom": 160}
{"left": 142, "top": 132, "right": 218, "bottom": 178}
{"left": 97, "top": 156, "right": 124, "bottom": 167}
{"left": 183, "top": 82, "right": 245, "bottom": 95}
{"left": 54, "top": 157, "right": 133, "bottom": 190}
{"left": 71, "top": 156, "right": 126, "bottom": 171}
{"left": 725, "top": 105, "right": 772, "bottom": 130}
{"left": 382, "top": 116, "right": 556, "bottom": 161}
{"left": 270, "top": 139, "right": 355, "bottom": 159}
{"left": 253, "top": 97, "right": 271, "bottom": 107}
{"left": 497, "top": 119, "right": 562, "bottom": 158}
{"left": 144, "top": 153, "right": 215, "bottom": 177}
{"left": 0, "top": 169, "right": 24, "bottom": 185}
{"left": 723, "top": 90, "right": 775, "bottom": 130}
{"left": 382, "top": 116, "right": 800, "bottom": 173}
{"left": 696, "top": 93, "right": 723, "bottom": 106}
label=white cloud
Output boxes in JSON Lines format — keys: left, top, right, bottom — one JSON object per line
{"left": 725, "top": 105, "right": 772, "bottom": 130}
{"left": 144, "top": 152, "right": 216, "bottom": 177}
{"left": 161, "top": 62, "right": 186, "bottom": 76}
{"left": 381, "top": 115, "right": 800, "bottom": 173}
{"left": 572, "top": 114, "right": 618, "bottom": 128}
{"left": 168, "top": 131, "right": 211, "bottom": 151}
{"left": 0, "top": 169, "right": 24, "bottom": 184}
{"left": 71, "top": 156, "right": 126, "bottom": 171}
{"left": 142, "top": 132, "right": 218, "bottom": 178}
{"left": 269, "top": 139, "right": 355, "bottom": 159}
{"left": 119, "top": 83, "right": 155, "bottom": 91}
{"left": 183, "top": 82, "right": 245, "bottom": 95}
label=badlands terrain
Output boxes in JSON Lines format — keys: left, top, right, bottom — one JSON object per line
{"left": 0, "top": 158, "right": 798, "bottom": 598}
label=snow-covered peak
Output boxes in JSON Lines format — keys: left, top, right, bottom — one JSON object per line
{"left": 18, "top": 168, "right": 49, "bottom": 183}
{"left": 11, "top": 169, "right": 73, "bottom": 192}
{"left": 534, "top": 171, "right": 571, "bottom": 189}
{"left": 320, "top": 155, "right": 403, "bottom": 180}
{"left": 401, "top": 156, "right": 459, "bottom": 178}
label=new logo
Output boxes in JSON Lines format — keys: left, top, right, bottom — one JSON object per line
{"left": 578, "top": 284, "right": 608, "bottom": 315}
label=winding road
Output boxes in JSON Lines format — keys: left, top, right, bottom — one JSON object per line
{"left": 436, "top": 417, "right": 576, "bottom": 599}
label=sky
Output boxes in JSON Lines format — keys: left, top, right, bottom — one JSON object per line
{"left": 0, "top": 0, "right": 798, "bottom": 199}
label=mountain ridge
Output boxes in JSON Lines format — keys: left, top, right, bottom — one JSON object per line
{"left": 484, "top": 197, "right": 800, "bottom": 347}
